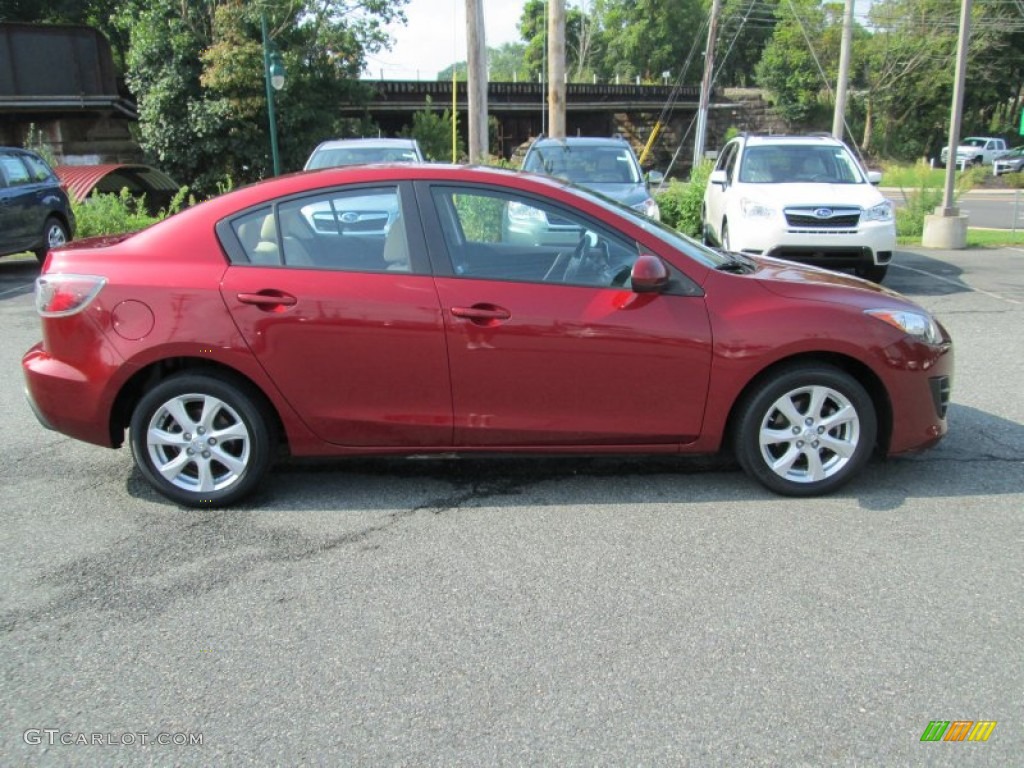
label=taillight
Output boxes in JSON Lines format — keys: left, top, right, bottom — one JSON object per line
{"left": 35, "top": 274, "right": 107, "bottom": 317}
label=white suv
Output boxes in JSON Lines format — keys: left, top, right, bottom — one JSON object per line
{"left": 702, "top": 134, "right": 895, "bottom": 282}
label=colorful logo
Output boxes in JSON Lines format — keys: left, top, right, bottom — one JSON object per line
{"left": 920, "top": 721, "right": 997, "bottom": 742}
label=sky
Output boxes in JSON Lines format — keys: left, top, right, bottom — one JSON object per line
{"left": 362, "top": 0, "right": 527, "bottom": 81}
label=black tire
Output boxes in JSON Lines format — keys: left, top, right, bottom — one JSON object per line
{"left": 721, "top": 221, "right": 731, "bottom": 252}
{"left": 700, "top": 207, "right": 712, "bottom": 246}
{"left": 129, "top": 373, "right": 276, "bottom": 507}
{"left": 34, "top": 216, "right": 70, "bottom": 263}
{"left": 733, "top": 364, "right": 877, "bottom": 496}
{"left": 855, "top": 263, "right": 889, "bottom": 283}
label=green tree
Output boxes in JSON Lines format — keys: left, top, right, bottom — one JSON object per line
{"left": 399, "top": 96, "right": 464, "bottom": 162}
{"left": 715, "top": 0, "right": 779, "bottom": 88}
{"left": 754, "top": 0, "right": 840, "bottom": 125}
{"left": 517, "top": 0, "right": 604, "bottom": 82}
{"left": 590, "top": 0, "right": 705, "bottom": 84}
{"left": 859, "top": 0, "right": 1024, "bottom": 159}
{"left": 439, "top": 42, "right": 531, "bottom": 83}
{"left": 118, "top": 0, "right": 405, "bottom": 194}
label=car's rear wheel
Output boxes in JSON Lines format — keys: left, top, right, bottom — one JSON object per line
{"left": 34, "top": 216, "right": 69, "bottom": 263}
{"left": 129, "top": 373, "right": 276, "bottom": 507}
{"left": 733, "top": 364, "right": 877, "bottom": 496}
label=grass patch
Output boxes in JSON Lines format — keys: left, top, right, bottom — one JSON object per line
{"left": 966, "top": 229, "right": 1024, "bottom": 247}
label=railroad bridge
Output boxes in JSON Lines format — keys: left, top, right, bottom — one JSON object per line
{"left": 351, "top": 79, "right": 709, "bottom": 170}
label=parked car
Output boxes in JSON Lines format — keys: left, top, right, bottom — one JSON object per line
{"left": 304, "top": 137, "right": 424, "bottom": 170}
{"left": 993, "top": 145, "right": 1024, "bottom": 176}
{"left": 0, "top": 147, "right": 75, "bottom": 262}
{"left": 702, "top": 134, "right": 896, "bottom": 283}
{"left": 23, "top": 165, "right": 952, "bottom": 507}
{"left": 521, "top": 135, "right": 663, "bottom": 221}
{"left": 939, "top": 136, "right": 1010, "bottom": 167}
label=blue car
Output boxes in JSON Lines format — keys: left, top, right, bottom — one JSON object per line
{"left": 0, "top": 147, "right": 75, "bottom": 262}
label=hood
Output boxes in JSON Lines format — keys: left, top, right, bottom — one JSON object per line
{"left": 573, "top": 181, "right": 652, "bottom": 209}
{"left": 749, "top": 255, "right": 914, "bottom": 307}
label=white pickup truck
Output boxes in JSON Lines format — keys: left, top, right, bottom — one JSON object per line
{"left": 940, "top": 136, "right": 1010, "bottom": 166}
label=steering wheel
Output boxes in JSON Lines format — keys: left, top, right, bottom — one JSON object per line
{"left": 542, "top": 249, "right": 572, "bottom": 282}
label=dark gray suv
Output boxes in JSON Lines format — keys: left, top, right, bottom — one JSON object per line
{"left": 0, "top": 148, "right": 75, "bottom": 263}
{"left": 521, "top": 135, "right": 663, "bottom": 220}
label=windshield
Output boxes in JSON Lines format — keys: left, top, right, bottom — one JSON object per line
{"left": 961, "top": 138, "right": 986, "bottom": 148}
{"left": 524, "top": 145, "right": 641, "bottom": 185}
{"left": 307, "top": 146, "right": 420, "bottom": 169}
{"left": 738, "top": 145, "right": 866, "bottom": 184}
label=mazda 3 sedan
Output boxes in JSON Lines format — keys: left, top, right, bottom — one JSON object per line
{"left": 23, "top": 165, "right": 953, "bottom": 507}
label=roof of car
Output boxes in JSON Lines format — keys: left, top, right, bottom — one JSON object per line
{"left": 740, "top": 134, "right": 845, "bottom": 147}
{"left": 530, "top": 136, "right": 630, "bottom": 147}
{"left": 311, "top": 138, "right": 420, "bottom": 150}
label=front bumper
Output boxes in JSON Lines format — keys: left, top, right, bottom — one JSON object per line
{"left": 732, "top": 218, "right": 896, "bottom": 268}
{"left": 880, "top": 332, "right": 954, "bottom": 455}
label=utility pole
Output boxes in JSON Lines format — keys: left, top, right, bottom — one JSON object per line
{"left": 693, "top": 0, "right": 720, "bottom": 165}
{"left": 922, "top": 0, "right": 972, "bottom": 248}
{"left": 832, "top": 0, "right": 854, "bottom": 141}
{"left": 547, "top": 0, "right": 566, "bottom": 138}
{"left": 466, "top": 0, "right": 488, "bottom": 162}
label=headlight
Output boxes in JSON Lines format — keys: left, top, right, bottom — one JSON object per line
{"left": 632, "top": 197, "right": 660, "bottom": 221}
{"left": 864, "top": 201, "right": 894, "bottom": 222}
{"left": 739, "top": 197, "right": 774, "bottom": 219}
{"left": 865, "top": 309, "right": 943, "bottom": 344}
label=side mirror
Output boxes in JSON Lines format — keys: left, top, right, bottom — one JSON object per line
{"left": 631, "top": 253, "right": 670, "bottom": 293}
{"left": 709, "top": 169, "right": 728, "bottom": 186}
{"left": 866, "top": 170, "right": 882, "bottom": 186}
{"left": 646, "top": 170, "right": 665, "bottom": 186}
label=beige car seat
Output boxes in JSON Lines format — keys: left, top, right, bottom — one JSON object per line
{"left": 382, "top": 216, "right": 411, "bottom": 271}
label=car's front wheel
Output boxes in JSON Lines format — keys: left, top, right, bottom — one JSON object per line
{"left": 34, "top": 216, "right": 69, "bottom": 263}
{"left": 733, "top": 364, "right": 877, "bottom": 496}
{"left": 129, "top": 373, "right": 276, "bottom": 507}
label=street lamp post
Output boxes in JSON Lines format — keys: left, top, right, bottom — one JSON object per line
{"left": 261, "top": 13, "right": 285, "bottom": 176}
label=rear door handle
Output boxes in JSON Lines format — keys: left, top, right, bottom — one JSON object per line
{"left": 450, "top": 304, "right": 511, "bottom": 326}
{"left": 237, "top": 290, "right": 298, "bottom": 310}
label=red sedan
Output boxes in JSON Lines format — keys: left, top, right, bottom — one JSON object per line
{"left": 23, "top": 165, "right": 952, "bottom": 507}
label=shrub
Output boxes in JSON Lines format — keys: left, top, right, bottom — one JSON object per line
{"left": 893, "top": 161, "right": 986, "bottom": 239}
{"left": 72, "top": 186, "right": 191, "bottom": 238}
{"left": 655, "top": 160, "right": 713, "bottom": 238}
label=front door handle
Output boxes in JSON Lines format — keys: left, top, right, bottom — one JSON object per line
{"left": 450, "top": 304, "right": 511, "bottom": 326}
{"left": 237, "top": 290, "right": 298, "bottom": 310}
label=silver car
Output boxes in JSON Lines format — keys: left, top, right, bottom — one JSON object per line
{"left": 304, "top": 138, "right": 424, "bottom": 170}
{"left": 993, "top": 146, "right": 1024, "bottom": 176}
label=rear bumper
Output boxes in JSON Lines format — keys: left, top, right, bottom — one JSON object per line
{"left": 22, "top": 342, "right": 123, "bottom": 448}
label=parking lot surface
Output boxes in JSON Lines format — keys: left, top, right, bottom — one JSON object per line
{"left": 1, "top": 247, "right": 1021, "bottom": 766}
